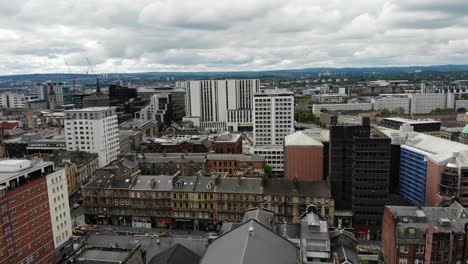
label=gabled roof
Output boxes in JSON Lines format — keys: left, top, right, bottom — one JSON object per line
{"left": 200, "top": 219, "right": 299, "bottom": 264}
{"left": 148, "top": 244, "right": 200, "bottom": 264}
{"left": 242, "top": 208, "right": 275, "bottom": 230}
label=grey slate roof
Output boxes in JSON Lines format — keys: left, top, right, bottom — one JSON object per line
{"left": 52, "top": 150, "right": 98, "bottom": 167}
{"left": 86, "top": 234, "right": 208, "bottom": 263}
{"left": 213, "top": 177, "right": 264, "bottom": 194}
{"left": 242, "top": 208, "right": 275, "bottom": 230}
{"left": 387, "top": 201, "right": 468, "bottom": 234}
{"left": 263, "top": 179, "right": 331, "bottom": 197}
{"left": 132, "top": 176, "right": 174, "bottom": 191}
{"left": 201, "top": 219, "right": 299, "bottom": 264}
{"left": 148, "top": 244, "right": 200, "bottom": 264}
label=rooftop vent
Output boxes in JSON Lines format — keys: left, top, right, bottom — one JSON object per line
{"left": 249, "top": 226, "right": 254, "bottom": 236}
{"left": 439, "top": 218, "right": 451, "bottom": 227}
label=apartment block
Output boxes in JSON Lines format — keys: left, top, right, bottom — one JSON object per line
{"left": 64, "top": 107, "right": 120, "bottom": 167}
{"left": 206, "top": 153, "right": 265, "bottom": 177}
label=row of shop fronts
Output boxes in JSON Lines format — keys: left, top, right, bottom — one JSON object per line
{"left": 85, "top": 214, "right": 218, "bottom": 231}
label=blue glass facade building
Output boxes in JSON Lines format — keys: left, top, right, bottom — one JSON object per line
{"left": 399, "top": 146, "right": 427, "bottom": 205}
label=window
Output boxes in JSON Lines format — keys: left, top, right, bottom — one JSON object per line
{"left": 416, "top": 245, "right": 424, "bottom": 254}
{"left": 399, "top": 245, "right": 408, "bottom": 254}
{"left": 398, "top": 258, "right": 408, "bottom": 264}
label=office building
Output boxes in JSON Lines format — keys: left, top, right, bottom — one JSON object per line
{"left": 380, "top": 117, "right": 441, "bottom": 133}
{"left": 409, "top": 93, "right": 453, "bottom": 114}
{"left": 379, "top": 124, "right": 468, "bottom": 207}
{"left": 137, "top": 87, "right": 185, "bottom": 121}
{"left": 109, "top": 84, "right": 138, "bottom": 106}
{"left": 252, "top": 89, "right": 294, "bottom": 176}
{"left": 0, "top": 92, "right": 27, "bottom": 109}
{"left": 184, "top": 79, "right": 260, "bottom": 131}
{"left": 39, "top": 81, "right": 72, "bottom": 107}
{"left": 382, "top": 202, "right": 468, "bottom": 264}
{"left": 372, "top": 97, "right": 410, "bottom": 114}
{"left": 140, "top": 93, "right": 173, "bottom": 125}
{"left": 64, "top": 107, "right": 120, "bottom": 167}
{"left": 284, "top": 131, "right": 323, "bottom": 180}
{"left": 329, "top": 118, "right": 392, "bottom": 240}
{"left": 312, "top": 103, "right": 373, "bottom": 115}
{"left": 0, "top": 159, "right": 56, "bottom": 263}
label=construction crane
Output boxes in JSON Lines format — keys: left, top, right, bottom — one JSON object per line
{"left": 50, "top": 114, "right": 63, "bottom": 134}
{"left": 63, "top": 57, "right": 77, "bottom": 98}
{"left": 86, "top": 57, "right": 102, "bottom": 94}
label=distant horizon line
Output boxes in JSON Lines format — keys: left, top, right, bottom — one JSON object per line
{"left": 1, "top": 63, "right": 468, "bottom": 77}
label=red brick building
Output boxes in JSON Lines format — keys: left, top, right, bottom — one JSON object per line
{"left": 213, "top": 133, "right": 242, "bottom": 154}
{"left": 206, "top": 153, "right": 265, "bottom": 177}
{"left": 382, "top": 202, "right": 468, "bottom": 264}
{"left": 0, "top": 159, "right": 56, "bottom": 264}
{"left": 284, "top": 131, "right": 323, "bottom": 180}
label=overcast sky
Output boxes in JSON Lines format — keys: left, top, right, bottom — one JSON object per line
{"left": 0, "top": 0, "right": 467, "bottom": 75}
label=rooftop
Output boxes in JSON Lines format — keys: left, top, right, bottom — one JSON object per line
{"left": 215, "top": 133, "right": 242, "bottom": 143}
{"left": 285, "top": 131, "right": 323, "bottom": 147}
{"left": 378, "top": 125, "right": 468, "bottom": 166}
{"left": 200, "top": 219, "right": 299, "bottom": 264}
{"left": 75, "top": 248, "right": 132, "bottom": 263}
{"left": 206, "top": 153, "right": 264, "bottom": 162}
{"left": 387, "top": 202, "right": 468, "bottom": 233}
{"left": 0, "top": 159, "right": 53, "bottom": 184}
{"left": 65, "top": 107, "right": 114, "bottom": 113}
{"left": 255, "top": 89, "right": 293, "bottom": 96}
{"left": 383, "top": 117, "right": 441, "bottom": 124}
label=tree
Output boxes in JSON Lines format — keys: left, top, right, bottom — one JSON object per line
{"left": 264, "top": 165, "right": 274, "bottom": 178}
{"left": 457, "top": 107, "right": 466, "bottom": 113}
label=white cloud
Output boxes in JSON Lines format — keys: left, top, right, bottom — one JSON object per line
{"left": 0, "top": 0, "right": 467, "bottom": 75}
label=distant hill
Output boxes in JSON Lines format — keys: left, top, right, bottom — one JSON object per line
{"left": 1, "top": 64, "right": 468, "bottom": 84}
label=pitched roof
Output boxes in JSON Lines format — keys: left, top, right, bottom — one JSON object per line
{"left": 148, "top": 244, "right": 200, "bottom": 264}
{"left": 200, "top": 219, "right": 298, "bottom": 264}
{"left": 285, "top": 131, "right": 323, "bottom": 147}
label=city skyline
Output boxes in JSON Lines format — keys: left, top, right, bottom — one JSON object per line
{"left": 0, "top": 0, "right": 467, "bottom": 75}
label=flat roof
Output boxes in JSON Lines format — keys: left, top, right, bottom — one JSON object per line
{"left": 383, "top": 117, "right": 441, "bottom": 124}
{"left": 65, "top": 107, "right": 114, "bottom": 112}
{"left": 0, "top": 159, "right": 53, "bottom": 183}
{"left": 76, "top": 248, "right": 130, "bottom": 263}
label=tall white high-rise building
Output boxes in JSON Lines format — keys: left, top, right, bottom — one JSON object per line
{"left": 252, "top": 89, "right": 294, "bottom": 175}
{"left": 183, "top": 79, "right": 260, "bottom": 131}
{"left": 253, "top": 89, "right": 295, "bottom": 145}
{"left": 64, "top": 107, "right": 120, "bottom": 167}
